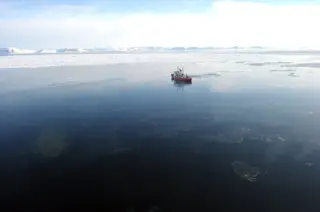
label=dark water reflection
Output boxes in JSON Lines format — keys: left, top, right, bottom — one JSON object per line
{"left": 1, "top": 65, "right": 320, "bottom": 211}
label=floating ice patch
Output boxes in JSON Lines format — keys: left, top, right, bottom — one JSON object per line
{"left": 35, "top": 131, "right": 69, "bottom": 158}
{"left": 232, "top": 161, "right": 260, "bottom": 182}
{"left": 248, "top": 62, "right": 265, "bottom": 66}
{"left": 305, "top": 162, "right": 313, "bottom": 167}
{"left": 288, "top": 73, "right": 299, "bottom": 77}
{"left": 282, "top": 62, "right": 320, "bottom": 68}
{"left": 265, "top": 135, "right": 286, "bottom": 143}
{"left": 270, "top": 69, "right": 296, "bottom": 72}
{"left": 248, "top": 61, "right": 292, "bottom": 66}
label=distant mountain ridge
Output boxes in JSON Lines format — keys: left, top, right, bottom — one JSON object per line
{"left": 0, "top": 46, "right": 266, "bottom": 55}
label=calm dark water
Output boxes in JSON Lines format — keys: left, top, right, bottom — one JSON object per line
{"left": 1, "top": 63, "right": 320, "bottom": 212}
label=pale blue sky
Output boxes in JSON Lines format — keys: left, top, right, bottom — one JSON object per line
{"left": 1, "top": 0, "right": 320, "bottom": 49}
{"left": 3, "top": 0, "right": 320, "bottom": 16}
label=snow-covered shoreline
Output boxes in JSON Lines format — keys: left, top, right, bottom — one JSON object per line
{"left": 0, "top": 52, "right": 199, "bottom": 69}
{"left": 0, "top": 46, "right": 260, "bottom": 56}
{"left": 2, "top": 49, "right": 320, "bottom": 69}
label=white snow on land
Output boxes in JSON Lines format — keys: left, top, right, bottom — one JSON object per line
{"left": 0, "top": 53, "right": 206, "bottom": 69}
{"left": 0, "top": 47, "right": 36, "bottom": 55}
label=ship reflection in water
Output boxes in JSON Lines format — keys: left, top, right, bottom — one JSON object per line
{"left": 172, "top": 80, "right": 192, "bottom": 90}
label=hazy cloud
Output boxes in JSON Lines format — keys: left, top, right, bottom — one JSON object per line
{"left": 1, "top": 1, "right": 320, "bottom": 49}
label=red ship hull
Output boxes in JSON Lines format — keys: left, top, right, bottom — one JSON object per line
{"left": 171, "top": 74, "right": 192, "bottom": 83}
